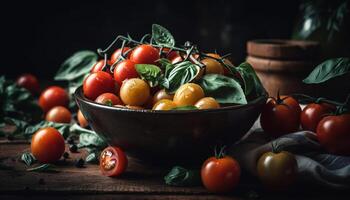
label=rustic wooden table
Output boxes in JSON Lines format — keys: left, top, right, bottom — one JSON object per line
{"left": 1, "top": 137, "right": 349, "bottom": 199}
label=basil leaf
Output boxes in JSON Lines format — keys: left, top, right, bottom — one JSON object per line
{"left": 70, "top": 124, "right": 107, "bottom": 149}
{"left": 135, "top": 64, "right": 163, "bottom": 87}
{"left": 0, "top": 76, "right": 42, "bottom": 123}
{"left": 303, "top": 57, "right": 350, "bottom": 84}
{"left": 166, "top": 61, "right": 200, "bottom": 93}
{"left": 172, "top": 106, "right": 198, "bottom": 110}
{"left": 27, "top": 164, "right": 54, "bottom": 172}
{"left": 21, "top": 152, "right": 37, "bottom": 166}
{"left": 236, "top": 62, "right": 266, "bottom": 97}
{"left": 85, "top": 152, "right": 99, "bottom": 164}
{"left": 25, "top": 121, "right": 70, "bottom": 139}
{"left": 55, "top": 51, "right": 98, "bottom": 81}
{"left": 199, "top": 74, "right": 247, "bottom": 104}
{"left": 152, "top": 24, "right": 175, "bottom": 47}
{"left": 164, "top": 166, "right": 201, "bottom": 186}
{"left": 158, "top": 58, "right": 175, "bottom": 77}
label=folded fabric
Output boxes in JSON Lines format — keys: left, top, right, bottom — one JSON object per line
{"left": 229, "top": 121, "right": 350, "bottom": 189}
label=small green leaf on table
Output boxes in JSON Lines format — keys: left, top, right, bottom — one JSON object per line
{"left": 21, "top": 152, "right": 37, "bottom": 166}
{"left": 164, "top": 166, "right": 201, "bottom": 186}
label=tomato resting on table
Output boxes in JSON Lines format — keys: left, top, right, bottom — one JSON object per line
{"left": 39, "top": 86, "right": 69, "bottom": 113}
{"left": 257, "top": 150, "right": 297, "bottom": 190}
{"left": 16, "top": 73, "right": 40, "bottom": 94}
{"left": 100, "top": 146, "right": 128, "bottom": 177}
{"left": 260, "top": 96, "right": 301, "bottom": 136}
{"left": 77, "top": 109, "right": 89, "bottom": 128}
{"left": 83, "top": 71, "right": 116, "bottom": 100}
{"left": 31, "top": 127, "right": 65, "bottom": 163}
{"left": 316, "top": 114, "right": 350, "bottom": 155}
{"left": 300, "top": 103, "right": 334, "bottom": 132}
{"left": 113, "top": 59, "right": 139, "bottom": 86}
{"left": 130, "top": 44, "right": 160, "bottom": 65}
{"left": 201, "top": 155, "right": 240, "bottom": 193}
{"left": 45, "top": 106, "right": 72, "bottom": 123}
{"left": 95, "top": 92, "right": 122, "bottom": 106}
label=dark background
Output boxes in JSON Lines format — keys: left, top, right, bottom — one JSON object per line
{"left": 0, "top": 0, "right": 300, "bottom": 79}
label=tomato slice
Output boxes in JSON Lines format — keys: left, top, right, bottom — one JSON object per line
{"left": 100, "top": 146, "right": 128, "bottom": 177}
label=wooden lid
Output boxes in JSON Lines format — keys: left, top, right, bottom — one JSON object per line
{"left": 247, "top": 39, "right": 320, "bottom": 60}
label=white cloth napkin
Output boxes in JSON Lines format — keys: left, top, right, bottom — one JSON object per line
{"left": 230, "top": 120, "right": 350, "bottom": 189}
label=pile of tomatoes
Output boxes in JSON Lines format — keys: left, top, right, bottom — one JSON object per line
{"left": 83, "top": 44, "right": 234, "bottom": 110}
{"left": 260, "top": 94, "right": 350, "bottom": 155}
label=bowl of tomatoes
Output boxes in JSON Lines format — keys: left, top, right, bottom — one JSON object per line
{"left": 75, "top": 24, "right": 268, "bottom": 162}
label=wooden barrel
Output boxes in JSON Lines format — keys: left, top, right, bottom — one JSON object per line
{"left": 246, "top": 39, "right": 320, "bottom": 96}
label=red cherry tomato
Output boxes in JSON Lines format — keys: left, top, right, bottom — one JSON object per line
{"left": 77, "top": 109, "right": 88, "bottom": 128}
{"left": 100, "top": 146, "right": 128, "bottom": 177}
{"left": 160, "top": 47, "right": 180, "bottom": 61}
{"left": 16, "top": 73, "right": 40, "bottom": 94}
{"left": 91, "top": 60, "right": 111, "bottom": 73}
{"left": 31, "top": 127, "right": 65, "bottom": 163}
{"left": 113, "top": 59, "right": 139, "bottom": 86}
{"left": 130, "top": 44, "right": 160, "bottom": 65}
{"left": 171, "top": 55, "right": 183, "bottom": 64}
{"left": 39, "top": 86, "right": 69, "bottom": 113}
{"left": 316, "top": 114, "right": 350, "bottom": 155}
{"left": 260, "top": 96, "right": 301, "bottom": 136}
{"left": 110, "top": 47, "right": 131, "bottom": 64}
{"left": 95, "top": 92, "right": 122, "bottom": 106}
{"left": 301, "top": 103, "right": 334, "bottom": 132}
{"left": 201, "top": 156, "right": 240, "bottom": 193}
{"left": 83, "top": 71, "right": 115, "bottom": 100}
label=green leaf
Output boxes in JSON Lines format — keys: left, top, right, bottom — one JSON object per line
{"left": 135, "top": 64, "right": 163, "bottom": 87}
{"left": 85, "top": 152, "right": 99, "bottom": 164}
{"left": 166, "top": 61, "right": 200, "bottom": 93}
{"left": 27, "top": 164, "right": 54, "bottom": 172}
{"left": 303, "top": 57, "right": 350, "bottom": 84}
{"left": 152, "top": 24, "right": 175, "bottom": 47}
{"left": 70, "top": 124, "right": 107, "bottom": 149}
{"left": 158, "top": 58, "right": 175, "bottom": 77}
{"left": 172, "top": 106, "right": 198, "bottom": 111}
{"left": 21, "top": 152, "right": 37, "bottom": 166}
{"left": 25, "top": 121, "right": 70, "bottom": 139}
{"left": 55, "top": 51, "right": 98, "bottom": 81}
{"left": 236, "top": 62, "right": 266, "bottom": 97}
{"left": 164, "top": 166, "right": 201, "bottom": 186}
{"left": 199, "top": 74, "right": 247, "bottom": 104}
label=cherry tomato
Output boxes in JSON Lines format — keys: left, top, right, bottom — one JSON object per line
{"left": 152, "top": 99, "right": 177, "bottom": 110}
{"left": 113, "top": 59, "right": 139, "bottom": 86}
{"left": 316, "top": 114, "right": 350, "bottom": 155}
{"left": 201, "top": 58, "right": 224, "bottom": 75}
{"left": 201, "top": 156, "right": 240, "bottom": 193}
{"left": 130, "top": 44, "right": 160, "bottom": 65}
{"left": 120, "top": 78, "right": 150, "bottom": 106}
{"left": 39, "top": 86, "right": 69, "bottom": 113}
{"left": 31, "top": 127, "right": 65, "bottom": 163}
{"left": 45, "top": 106, "right": 71, "bottom": 123}
{"left": 160, "top": 47, "right": 179, "bottom": 61}
{"left": 83, "top": 71, "right": 115, "bottom": 100}
{"left": 77, "top": 109, "right": 88, "bottom": 128}
{"left": 152, "top": 89, "right": 174, "bottom": 104}
{"left": 171, "top": 56, "right": 183, "bottom": 64}
{"left": 257, "top": 151, "right": 297, "bottom": 190}
{"left": 16, "top": 73, "right": 40, "bottom": 94}
{"left": 100, "top": 146, "right": 128, "bottom": 177}
{"left": 195, "top": 97, "right": 220, "bottom": 109}
{"left": 95, "top": 92, "right": 122, "bottom": 106}
{"left": 110, "top": 47, "right": 131, "bottom": 63}
{"left": 91, "top": 60, "right": 111, "bottom": 73}
{"left": 260, "top": 96, "right": 301, "bottom": 136}
{"left": 301, "top": 103, "right": 334, "bottom": 132}
{"left": 173, "top": 83, "right": 205, "bottom": 106}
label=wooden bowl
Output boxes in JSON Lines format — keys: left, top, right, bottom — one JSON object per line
{"left": 75, "top": 87, "right": 267, "bottom": 163}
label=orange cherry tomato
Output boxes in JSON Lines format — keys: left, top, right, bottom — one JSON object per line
{"left": 77, "top": 109, "right": 88, "bottom": 128}
{"left": 31, "top": 127, "right": 65, "bottom": 163}
{"left": 201, "top": 156, "right": 240, "bottom": 193}
{"left": 45, "top": 106, "right": 72, "bottom": 123}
